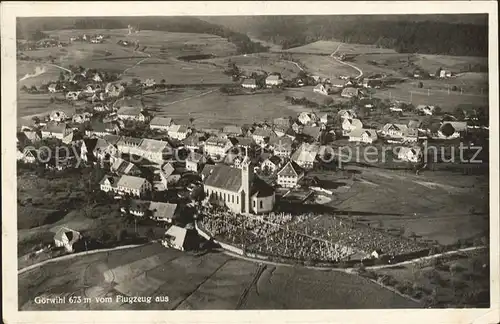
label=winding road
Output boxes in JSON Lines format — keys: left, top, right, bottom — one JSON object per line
{"left": 330, "top": 44, "right": 364, "bottom": 79}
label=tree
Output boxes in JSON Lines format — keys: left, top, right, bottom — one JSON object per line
{"left": 418, "top": 81, "right": 423, "bottom": 88}
{"left": 453, "top": 107, "right": 466, "bottom": 121}
{"left": 59, "top": 71, "right": 65, "bottom": 81}
{"left": 145, "top": 228, "right": 155, "bottom": 241}
{"left": 189, "top": 117, "right": 195, "bottom": 126}
{"left": 32, "top": 116, "right": 40, "bottom": 124}
{"left": 440, "top": 123, "right": 456, "bottom": 137}
{"left": 323, "top": 97, "right": 334, "bottom": 106}
{"left": 30, "top": 85, "right": 37, "bottom": 93}
{"left": 21, "top": 85, "right": 28, "bottom": 92}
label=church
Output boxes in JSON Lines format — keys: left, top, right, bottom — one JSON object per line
{"left": 202, "top": 156, "right": 275, "bottom": 215}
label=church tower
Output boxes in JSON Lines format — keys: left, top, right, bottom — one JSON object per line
{"left": 240, "top": 148, "right": 253, "bottom": 215}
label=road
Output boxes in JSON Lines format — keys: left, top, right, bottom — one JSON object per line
{"left": 330, "top": 43, "right": 363, "bottom": 79}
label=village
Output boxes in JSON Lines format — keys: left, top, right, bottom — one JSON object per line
{"left": 16, "top": 54, "right": 489, "bottom": 266}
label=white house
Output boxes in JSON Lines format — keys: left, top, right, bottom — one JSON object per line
{"left": 277, "top": 160, "right": 304, "bottom": 188}
{"left": 186, "top": 152, "right": 206, "bottom": 173}
{"left": 313, "top": 84, "right": 331, "bottom": 96}
{"left": 261, "top": 155, "right": 283, "bottom": 173}
{"left": 348, "top": 129, "right": 378, "bottom": 144}
{"left": 241, "top": 78, "right": 258, "bottom": 89}
{"left": 291, "top": 143, "right": 319, "bottom": 170}
{"left": 252, "top": 127, "right": 274, "bottom": 146}
{"left": 397, "top": 146, "right": 422, "bottom": 163}
{"left": 150, "top": 116, "right": 173, "bottom": 132}
{"left": 49, "top": 110, "right": 68, "bottom": 122}
{"left": 203, "top": 137, "right": 233, "bottom": 158}
{"left": 416, "top": 105, "right": 435, "bottom": 116}
{"left": 41, "top": 121, "right": 72, "bottom": 140}
{"left": 298, "top": 112, "right": 318, "bottom": 126}
{"left": 116, "top": 175, "right": 152, "bottom": 197}
{"left": 168, "top": 124, "right": 191, "bottom": 141}
{"left": 265, "top": 75, "right": 283, "bottom": 88}
{"left": 53, "top": 227, "right": 81, "bottom": 253}
{"left": 341, "top": 118, "right": 363, "bottom": 136}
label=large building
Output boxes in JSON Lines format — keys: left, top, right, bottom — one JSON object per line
{"left": 203, "top": 157, "right": 275, "bottom": 215}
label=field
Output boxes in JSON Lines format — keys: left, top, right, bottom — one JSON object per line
{"left": 292, "top": 54, "right": 359, "bottom": 78}
{"left": 18, "top": 243, "right": 419, "bottom": 310}
{"left": 284, "top": 40, "right": 397, "bottom": 55}
{"left": 369, "top": 249, "right": 489, "bottom": 307}
{"left": 200, "top": 52, "right": 303, "bottom": 79}
{"left": 150, "top": 89, "right": 306, "bottom": 128}
{"left": 309, "top": 165, "right": 489, "bottom": 246}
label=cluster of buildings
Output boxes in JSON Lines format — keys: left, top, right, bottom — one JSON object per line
{"left": 241, "top": 74, "right": 284, "bottom": 90}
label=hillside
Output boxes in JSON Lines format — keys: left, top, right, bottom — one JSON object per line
{"left": 200, "top": 15, "right": 488, "bottom": 57}
{"left": 16, "top": 17, "right": 269, "bottom": 55}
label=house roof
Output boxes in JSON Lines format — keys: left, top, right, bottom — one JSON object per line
{"left": 169, "top": 124, "right": 189, "bottom": 134}
{"left": 149, "top": 201, "right": 178, "bottom": 221}
{"left": 266, "top": 75, "right": 281, "bottom": 81}
{"left": 302, "top": 126, "right": 322, "bottom": 140}
{"left": 165, "top": 225, "right": 188, "bottom": 248}
{"left": 277, "top": 160, "right": 303, "bottom": 178}
{"left": 43, "top": 121, "right": 67, "bottom": 134}
{"left": 203, "top": 164, "right": 242, "bottom": 192}
{"left": 184, "top": 133, "right": 204, "bottom": 147}
{"left": 117, "top": 175, "right": 148, "bottom": 190}
{"left": 250, "top": 176, "right": 274, "bottom": 198}
{"left": 201, "top": 164, "right": 216, "bottom": 180}
{"left": 291, "top": 143, "right": 319, "bottom": 164}
{"left": 442, "top": 121, "right": 468, "bottom": 132}
{"left": 265, "top": 155, "right": 282, "bottom": 166}
{"left": 161, "top": 163, "right": 175, "bottom": 177}
{"left": 344, "top": 118, "right": 363, "bottom": 130}
{"left": 103, "top": 134, "right": 121, "bottom": 146}
{"left": 341, "top": 87, "right": 359, "bottom": 96}
{"left": 252, "top": 127, "right": 273, "bottom": 138}
{"left": 50, "top": 110, "right": 67, "bottom": 119}
{"left": 205, "top": 136, "right": 232, "bottom": 148}
{"left": 222, "top": 125, "right": 243, "bottom": 135}
{"left": 234, "top": 136, "right": 255, "bottom": 147}
{"left": 118, "top": 136, "right": 143, "bottom": 147}
{"left": 112, "top": 158, "right": 139, "bottom": 175}
{"left": 408, "top": 120, "right": 421, "bottom": 129}
{"left": 273, "top": 117, "right": 291, "bottom": 127}
{"left": 53, "top": 227, "right": 80, "bottom": 244}
{"left": 99, "top": 175, "right": 120, "bottom": 187}
{"left": 269, "top": 135, "right": 293, "bottom": 149}
{"left": 150, "top": 116, "right": 172, "bottom": 127}
{"left": 139, "top": 138, "right": 170, "bottom": 153}
{"left": 242, "top": 78, "right": 256, "bottom": 86}
{"left": 349, "top": 128, "right": 378, "bottom": 140}
{"left": 116, "top": 98, "right": 144, "bottom": 115}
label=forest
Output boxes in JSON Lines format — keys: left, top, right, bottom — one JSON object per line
{"left": 242, "top": 16, "right": 488, "bottom": 56}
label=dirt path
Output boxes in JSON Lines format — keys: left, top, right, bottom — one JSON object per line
{"left": 330, "top": 44, "right": 363, "bottom": 79}
{"left": 18, "top": 243, "right": 146, "bottom": 275}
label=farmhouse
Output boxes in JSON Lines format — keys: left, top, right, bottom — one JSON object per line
{"left": 138, "top": 139, "right": 172, "bottom": 164}
{"left": 362, "top": 79, "right": 383, "bottom": 89}
{"left": 277, "top": 160, "right": 304, "bottom": 188}
{"left": 301, "top": 126, "right": 323, "bottom": 142}
{"left": 252, "top": 127, "right": 274, "bottom": 146}
{"left": 94, "top": 136, "right": 119, "bottom": 161}
{"left": 105, "top": 83, "right": 124, "bottom": 97}
{"left": 72, "top": 112, "right": 92, "bottom": 124}
{"left": 416, "top": 105, "right": 435, "bottom": 116}
{"left": 273, "top": 125, "right": 290, "bottom": 138}
{"left": 338, "top": 109, "right": 357, "bottom": 120}
{"left": 234, "top": 136, "right": 255, "bottom": 149}
{"left": 241, "top": 78, "right": 258, "bottom": 89}
{"left": 313, "top": 84, "right": 332, "bottom": 96}
{"left": 203, "top": 157, "right": 275, "bottom": 215}
{"left": 437, "top": 121, "right": 467, "bottom": 139}
{"left": 222, "top": 125, "right": 243, "bottom": 137}
{"left": 111, "top": 157, "right": 141, "bottom": 176}
{"left": 149, "top": 116, "right": 173, "bottom": 132}
{"left": 86, "top": 120, "right": 120, "bottom": 137}
{"left": 291, "top": 143, "right": 319, "bottom": 170}
{"left": 116, "top": 136, "right": 143, "bottom": 156}
{"left": 116, "top": 175, "right": 152, "bottom": 197}
{"left": 18, "top": 148, "right": 38, "bottom": 164}
{"left": 265, "top": 75, "right": 283, "bottom": 87}
{"left": 143, "top": 78, "right": 156, "bottom": 88}
{"left": 116, "top": 98, "right": 149, "bottom": 121}
{"left": 53, "top": 227, "right": 82, "bottom": 253}
{"left": 184, "top": 132, "right": 206, "bottom": 151}
{"left": 269, "top": 135, "right": 293, "bottom": 158}
{"left": 341, "top": 118, "right": 363, "bottom": 136}
{"left": 261, "top": 155, "right": 283, "bottom": 173}
{"left": 380, "top": 123, "right": 409, "bottom": 139}
{"left": 163, "top": 225, "right": 197, "bottom": 251}
{"left": 341, "top": 87, "right": 360, "bottom": 98}
{"left": 397, "top": 146, "right": 422, "bottom": 163}
{"left": 167, "top": 124, "right": 191, "bottom": 141}
{"left": 298, "top": 112, "right": 318, "bottom": 126}
{"left": 121, "top": 200, "right": 179, "bottom": 223}
{"left": 99, "top": 175, "right": 120, "bottom": 193}
{"left": 204, "top": 137, "right": 233, "bottom": 158}
{"left": 273, "top": 117, "right": 292, "bottom": 128}
{"left": 159, "top": 163, "right": 180, "bottom": 189}
{"left": 49, "top": 110, "right": 68, "bottom": 122}
{"left": 41, "top": 121, "right": 72, "bottom": 140}
{"left": 186, "top": 152, "right": 206, "bottom": 173}
{"left": 348, "top": 129, "right": 378, "bottom": 144}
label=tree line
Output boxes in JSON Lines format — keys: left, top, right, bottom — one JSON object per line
{"left": 247, "top": 17, "right": 487, "bottom": 57}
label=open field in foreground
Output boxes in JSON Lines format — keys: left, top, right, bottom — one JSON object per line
{"left": 19, "top": 243, "right": 419, "bottom": 310}
{"left": 312, "top": 165, "right": 489, "bottom": 246}
{"left": 151, "top": 89, "right": 303, "bottom": 128}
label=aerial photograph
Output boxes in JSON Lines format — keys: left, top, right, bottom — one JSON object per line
{"left": 15, "top": 15, "right": 490, "bottom": 310}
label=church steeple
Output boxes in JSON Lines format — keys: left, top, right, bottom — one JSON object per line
{"left": 240, "top": 147, "right": 253, "bottom": 215}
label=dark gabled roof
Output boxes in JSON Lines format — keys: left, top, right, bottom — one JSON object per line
{"left": 103, "top": 134, "right": 121, "bottom": 146}
{"left": 251, "top": 176, "right": 274, "bottom": 198}
{"left": 203, "top": 164, "right": 242, "bottom": 192}
{"left": 277, "top": 160, "right": 303, "bottom": 178}
{"left": 43, "top": 121, "right": 67, "bottom": 134}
